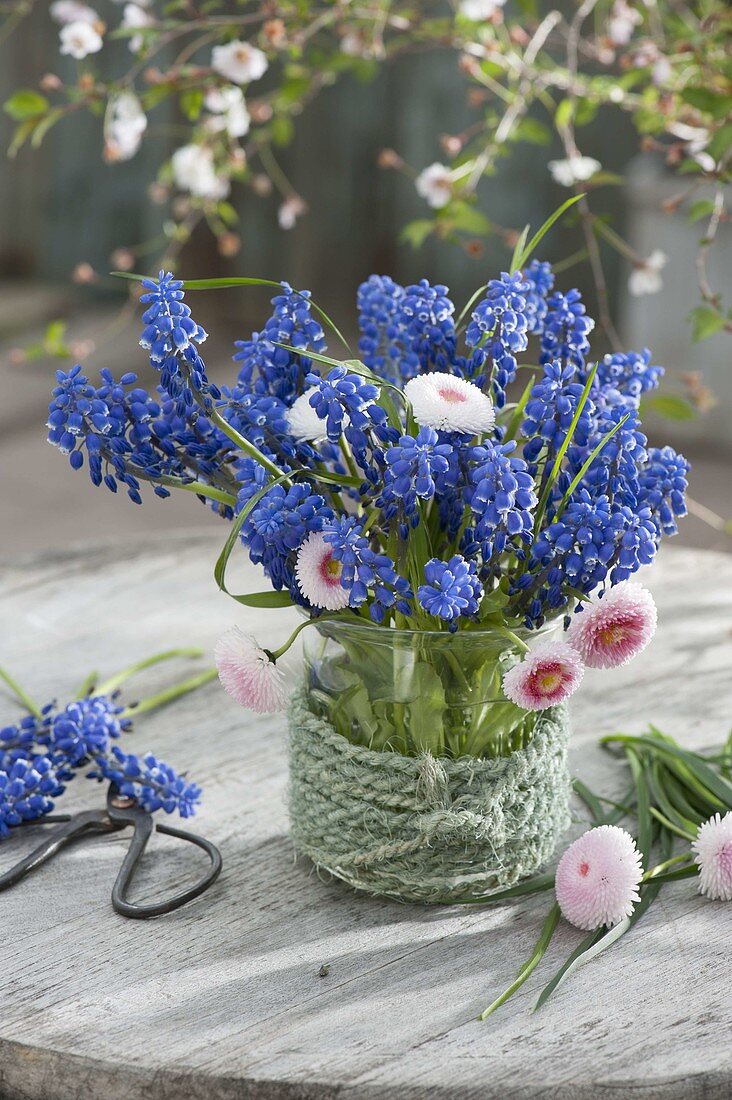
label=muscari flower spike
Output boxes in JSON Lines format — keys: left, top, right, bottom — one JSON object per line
{"left": 417, "top": 555, "right": 483, "bottom": 626}
{"left": 139, "top": 271, "right": 217, "bottom": 411}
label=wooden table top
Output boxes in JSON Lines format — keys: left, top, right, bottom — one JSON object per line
{"left": 0, "top": 532, "right": 730, "bottom": 1100}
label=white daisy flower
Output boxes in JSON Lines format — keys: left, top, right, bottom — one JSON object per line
{"left": 214, "top": 627, "right": 287, "bottom": 714}
{"left": 692, "top": 812, "right": 732, "bottom": 901}
{"left": 59, "top": 19, "right": 103, "bottom": 58}
{"left": 459, "top": 0, "right": 506, "bottom": 19}
{"left": 415, "top": 163, "right": 453, "bottom": 209}
{"left": 204, "top": 86, "right": 250, "bottom": 139}
{"left": 211, "top": 40, "right": 268, "bottom": 85}
{"left": 295, "top": 532, "right": 350, "bottom": 611}
{"left": 628, "top": 249, "right": 667, "bottom": 297}
{"left": 51, "top": 1, "right": 98, "bottom": 25}
{"left": 106, "top": 92, "right": 147, "bottom": 161}
{"left": 549, "top": 155, "right": 601, "bottom": 188}
{"left": 404, "top": 373, "right": 495, "bottom": 435}
{"left": 171, "top": 144, "right": 230, "bottom": 201}
{"left": 285, "top": 389, "right": 328, "bottom": 443}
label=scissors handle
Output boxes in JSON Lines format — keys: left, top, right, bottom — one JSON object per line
{"left": 111, "top": 817, "right": 223, "bottom": 920}
{"left": 0, "top": 811, "right": 119, "bottom": 891}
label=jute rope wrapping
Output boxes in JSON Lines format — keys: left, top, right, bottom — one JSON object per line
{"left": 287, "top": 687, "right": 572, "bottom": 903}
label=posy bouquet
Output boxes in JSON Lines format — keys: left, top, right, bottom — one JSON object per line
{"left": 47, "top": 218, "right": 689, "bottom": 759}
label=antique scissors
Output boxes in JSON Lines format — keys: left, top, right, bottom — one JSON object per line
{"left": 0, "top": 783, "right": 222, "bottom": 919}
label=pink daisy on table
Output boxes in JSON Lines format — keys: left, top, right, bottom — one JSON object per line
{"left": 295, "top": 531, "right": 350, "bottom": 611}
{"left": 692, "top": 812, "right": 732, "bottom": 901}
{"left": 555, "top": 825, "right": 643, "bottom": 930}
{"left": 404, "top": 373, "right": 495, "bottom": 436}
{"left": 566, "top": 582, "right": 657, "bottom": 669}
{"left": 214, "top": 627, "right": 287, "bottom": 714}
{"left": 501, "top": 640, "right": 584, "bottom": 711}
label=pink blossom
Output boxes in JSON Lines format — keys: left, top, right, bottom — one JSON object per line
{"left": 555, "top": 825, "right": 643, "bottom": 930}
{"left": 295, "top": 531, "right": 350, "bottom": 611}
{"left": 214, "top": 627, "right": 287, "bottom": 713}
{"left": 692, "top": 812, "right": 732, "bottom": 901}
{"left": 501, "top": 640, "right": 584, "bottom": 711}
{"left": 566, "top": 582, "right": 657, "bottom": 669}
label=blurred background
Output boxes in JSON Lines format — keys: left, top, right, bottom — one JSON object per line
{"left": 0, "top": 16, "right": 729, "bottom": 555}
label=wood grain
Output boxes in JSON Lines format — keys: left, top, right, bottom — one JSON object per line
{"left": 0, "top": 532, "right": 730, "bottom": 1100}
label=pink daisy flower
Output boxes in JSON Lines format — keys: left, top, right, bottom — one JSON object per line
{"left": 404, "top": 372, "right": 495, "bottom": 436}
{"left": 566, "top": 582, "right": 657, "bottom": 669}
{"left": 555, "top": 825, "right": 643, "bottom": 930}
{"left": 214, "top": 627, "right": 287, "bottom": 713}
{"left": 295, "top": 531, "right": 350, "bottom": 611}
{"left": 692, "top": 812, "right": 732, "bottom": 901}
{"left": 501, "top": 640, "right": 584, "bottom": 711}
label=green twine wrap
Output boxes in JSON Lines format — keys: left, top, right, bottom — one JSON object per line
{"left": 287, "top": 687, "right": 572, "bottom": 903}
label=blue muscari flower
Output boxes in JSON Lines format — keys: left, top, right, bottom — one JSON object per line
{"left": 463, "top": 441, "right": 537, "bottom": 570}
{"left": 393, "top": 280, "right": 457, "bottom": 376}
{"left": 378, "top": 427, "right": 454, "bottom": 525}
{"left": 0, "top": 757, "right": 62, "bottom": 837}
{"left": 523, "top": 259, "right": 555, "bottom": 334}
{"left": 47, "top": 366, "right": 230, "bottom": 505}
{"left": 465, "top": 271, "right": 529, "bottom": 407}
{"left": 139, "top": 272, "right": 217, "bottom": 411}
{"left": 638, "top": 446, "right": 690, "bottom": 536}
{"left": 522, "top": 361, "right": 593, "bottom": 474}
{"left": 564, "top": 403, "right": 647, "bottom": 509}
{"left": 417, "top": 555, "right": 483, "bottom": 627}
{"left": 323, "top": 517, "right": 411, "bottom": 623}
{"left": 539, "top": 288, "right": 594, "bottom": 371}
{"left": 239, "top": 480, "right": 334, "bottom": 605}
{"left": 357, "top": 275, "right": 406, "bottom": 382}
{"left": 596, "top": 348, "right": 664, "bottom": 406}
{"left": 607, "top": 502, "right": 658, "bottom": 583}
{"left": 0, "top": 715, "right": 46, "bottom": 771}
{"left": 46, "top": 696, "right": 131, "bottom": 768}
{"left": 306, "top": 366, "right": 385, "bottom": 441}
{"left": 234, "top": 282, "right": 326, "bottom": 404}
{"left": 91, "top": 747, "right": 201, "bottom": 817}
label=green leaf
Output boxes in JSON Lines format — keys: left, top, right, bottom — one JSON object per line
{"left": 688, "top": 199, "right": 715, "bottom": 225}
{"left": 514, "top": 117, "right": 551, "bottom": 146}
{"left": 642, "top": 394, "right": 696, "bottom": 421}
{"left": 681, "top": 87, "right": 732, "bottom": 119}
{"left": 554, "top": 98, "right": 574, "bottom": 129}
{"left": 180, "top": 88, "right": 204, "bottom": 121}
{"left": 404, "top": 662, "right": 447, "bottom": 756}
{"left": 689, "top": 305, "right": 725, "bottom": 342}
{"left": 4, "top": 90, "right": 48, "bottom": 121}
{"left": 509, "top": 225, "right": 530, "bottom": 274}
{"left": 514, "top": 195, "right": 584, "bottom": 271}
{"left": 214, "top": 472, "right": 291, "bottom": 604}
{"left": 554, "top": 409, "right": 630, "bottom": 520}
{"left": 446, "top": 201, "right": 492, "bottom": 236}
{"left": 400, "top": 219, "right": 434, "bottom": 249}
{"left": 479, "top": 904, "right": 561, "bottom": 1020}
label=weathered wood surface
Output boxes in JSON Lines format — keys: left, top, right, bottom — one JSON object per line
{"left": 0, "top": 533, "right": 730, "bottom": 1100}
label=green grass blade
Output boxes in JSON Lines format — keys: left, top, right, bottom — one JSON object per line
{"left": 214, "top": 472, "right": 291, "bottom": 601}
{"left": 503, "top": 374, "right": 535, "bottom": 442}
{"left": 510, "top": 225, "right": 531, "bottom": 273}
{"left": 553, "top": 413, "right": 631, "bottom": 521}
{"left": 478, "top": 904, "right": 561, "bottom": 1020}
{"left": 449, "top": 873, "right": 556, "bottom": 906}
{"left": 455, "top": 283, "right": 488, "bottom": 334}
{"left": 533, "top": 927, "right": 605, "bottom": 1011}
{"left": 0, "top": 667, "right": 42, "bottom": 718}
{"left": 514, "top": 195, "right": 584, "bottom": 271}
{"left": 533, "top": 362, "right": 598, "bottom": 529}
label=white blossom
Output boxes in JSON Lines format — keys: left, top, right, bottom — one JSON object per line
{"left": 278, "top": 195, "right": 306, "bottom": 230}
{"left": 215, "top": 628, "right": 287, "bottom": 714}
{"left": 548, "top": 155, "right": 601, "bottom": 187}
{"left": 211, "top": 40, "right": 268, "bottom": 85}
{"left": 106, "top": 92, "right": 147, "bottom": 161}
{"left": 51, "top": 1, "right": 98, "bottom": 25}
{"left": 415, "top": 163, "right": 453, "bottom": 209}
{"left": 608, "top": 0, "right": 642, "bottom": 46}
{"left": 285, "top": 389, "right": 328, "bottom": 442}
{"left": 171, "top": 144, "right": 230, "bottom": 201}
{"left": 628, "top": 249, "right": 667, "bottom": 297}
{"left": 121, "top": 3, "right": 153, "bottom": 52}
{"left": 204, "top": 86, "right": 250, "bottom": 139}
{"left": 59, "top": 19, "right": 103, "bottom": 58}
{"left": 459, "top": 0, "right": 506, "bottom": 19}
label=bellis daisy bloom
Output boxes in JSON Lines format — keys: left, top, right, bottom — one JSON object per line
{"left": 295, "top": 531, "right": 351, "bottom": 611}
{"left": 214, "top": 626, "right": 287, "bottom": 713}
{"left": 404, "top": 373, "right": 495, "bottom": 436}
{"left": 555, "top": 825, "right": 643, "bottom": 930}
{"left": 502, "top": 640, "right": 584, "bottom": 711}
{"left": 566, "top": 582, "right": 657, "bottom": 669}
{"left": 285, "top": 389, "right": 329, "bottom": 442}
{"left": 692, "top": 812, "right": 732, "bottom": 901}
